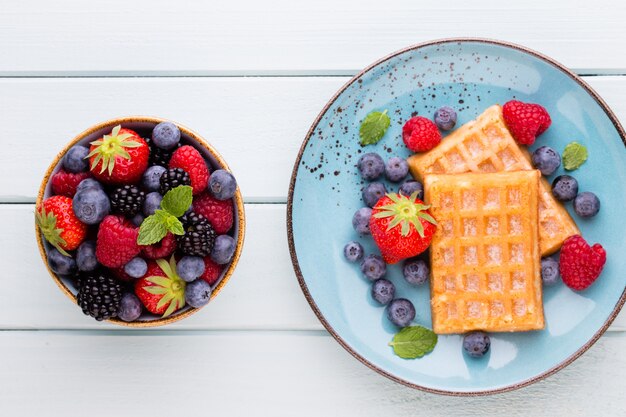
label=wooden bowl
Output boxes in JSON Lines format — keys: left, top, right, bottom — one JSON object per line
{"left": 35, "top": 116, "right": 246, "bottom": 327}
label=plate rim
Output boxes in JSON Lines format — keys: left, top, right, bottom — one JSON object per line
{"left": 286, "top": 37, "right": 626, "bottom": 396}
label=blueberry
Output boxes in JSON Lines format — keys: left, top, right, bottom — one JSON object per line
{"left": 142, "top": 166, "right": 167, "bottom": 192}
{"left": 73, "top": 188, "right": 110, "bottom": 225}
{"left": 76, "top": 178, "right": 103, "bottom": 193}
{"left": 118, "top": 293, "right": 142, "bottom": 322}
{"left": 143, "top": 192, "right": 163, "bottom": 216}
{"left": 343, "top": 241, "right": 364, "bottom": 262}
{"left": 541, "top": 256, "right": 560, "bottom": 286}
{"left": 209, "top": 170, "right": 237, "bottom": 200}
{"left": 532, "top": 146, "right": 561, "bottom": 176}
{"left": 385, "top": 157, "right": 409, "bottom": 182}
{"left": 352, "top": 207, "right": 372, "bottom": 234}
{"left": 185, "top": 279, "right": 212, "bottom": 308}
{"left": 360, "top": 254, "right": 386, "bottom": 281}
{"left": 551, "top": 175, "right": 578, "bottom": 201}
{"left": 124, "top": 257, "right": 148, "bottom": 279}
{"left": 76, "top": 241, "right": 98, "bottom": 272}
{"left": 357, "top": 153, "right": 385, "bottom": 180}
{"left": 403, "top": 258, "right": 429, "bottom": 285}
{"left": 362, "top": 182, "right": 387, "bottom": 207}
{"left": 62, "top": 145, "right": 89, "bottom": 173}
{"left": 398, "top": 180, "right": 424, "bottom": 199}
{"left": 386, "top": 298, "right": 416, "bottom": 327}
{"left": 152, "top": 122, "right": 181, "bottom": 150}
{"left": 573, "top": 192, "right": 600, "bottom": 218}
{"left": 372, "top": 279, "right": 395, "bottom": 305}
{"left": 463, "top": 331, "right": 491, "bottom": 358}
{"left": 211, "top": 235, "right": 236, "bottom": 265}
{"left": 434, "top": 106, "right": 457, "bottom": 131}
{"left": 47, "top": 248, "right": 76, "bottom": 275}
{"left": 131, "top": 213, "right": 145, "bottom": 227}
{"left": 176, "top": 256, "right": 206, "bottom": 282}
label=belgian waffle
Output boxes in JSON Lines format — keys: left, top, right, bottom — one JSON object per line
{"left": 425, "top": 171, "right": 544, "bottom": 334}
{"left": 407, "top": 105, "right": 579, "bottom": 255}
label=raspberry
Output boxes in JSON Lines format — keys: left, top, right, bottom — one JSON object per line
{"left": 402, "top": 116, "right": 441, "bottom": 152}
{"left": 169, "top": 145, "right": 209, "bottom": 194}
{"left": 95, "top": 215, "right": 141, "bottom": 268}
{"left": 111, "top": 267, "right": 134, "bottom": 282}
{"left": 200, "top": 257, "right": 223, "bottom": 286}
{"left": 192, "top": 192, "right": 234, "bottom": 234}
{"left": 502, "top": 100, "right": 551, "bottom": 145}
{"left": 559, "top": 235, "right": 606, "bottom": 291}
{"left": 50, "top": 170, "right": 91, "bottom": 198}
{"left": 141, "top": 232, "right": 177, "bottom": 259}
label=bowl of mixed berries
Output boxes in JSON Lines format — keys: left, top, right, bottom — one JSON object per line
{"left": 35, "top": 117, "right": 245, "bottom": 326}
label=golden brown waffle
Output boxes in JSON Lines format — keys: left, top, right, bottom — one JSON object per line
{"left": 407, "top": 105, "right": 579, "bottom": 255}
{"left": 425, "top": 171, "right": 544, "bottom": 334}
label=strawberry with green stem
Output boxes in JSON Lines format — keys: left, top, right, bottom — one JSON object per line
{"left": 370, "top": 192, "right": 437, "bottom": 264}
{"left": 36, "top": 195, "right": 87, "bottom": 255}
{"left": 87, "top": 125, "right": 149, "bottom": 184}
{"left": 135, "top": 256, "right": 187, "bottom": 317}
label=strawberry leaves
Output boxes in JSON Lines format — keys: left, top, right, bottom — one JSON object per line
{"left": 87, "top": 125, "right": 142, "bottom": 175}
{"left": 35, "top": 204, "right": 69, "bottom": 256}
{"left": 373, "top": 192, "right": 437, "bottom": 237}
{"left": 137, "top": 186, "right": 193, "bottom": 245}
{"left": 143, "top": 255, "right": 186, "bottom": 317}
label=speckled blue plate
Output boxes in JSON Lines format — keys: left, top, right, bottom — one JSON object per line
{"left": 287, "top": 39, "right": 626, "bottom": 395}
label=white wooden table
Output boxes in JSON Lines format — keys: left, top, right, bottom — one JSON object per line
{"left": 1, "top": 1, "right": 625, "bottom": 415}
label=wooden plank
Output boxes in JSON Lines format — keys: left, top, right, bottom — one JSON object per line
{"left": 3, "top": 204, "right": 625, "bottom": 331}
{"left": 1, "top": 76, "right": 626, "bottom": 201}
{"left": 1, "top": 1, "right": 626, "bottom": 75}
{"left": 0, "top": 330, "right": 625, "bottom": 416}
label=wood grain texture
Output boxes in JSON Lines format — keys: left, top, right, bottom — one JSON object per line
{"left": 0, "top": 331, "right": 625, "bottom": 416}
{"left": 1, "top": 0, "right": 626, "bottom": 75}
{"left": 5, "top": 204, "right": 625, "bottom": 331}
{"left": 1, "top": 76, "right": 626, "bottom": 201}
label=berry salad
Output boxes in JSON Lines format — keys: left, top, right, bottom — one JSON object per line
{"left": 36, "top": 121, "right": 242, "bottom": 324}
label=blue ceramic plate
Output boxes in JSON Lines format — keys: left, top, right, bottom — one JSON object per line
{"left": 287, "top": 39, "right": 626, "bottom": 395}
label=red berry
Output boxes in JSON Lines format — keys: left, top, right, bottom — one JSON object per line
{"left": 96, "top": 215, "right": 141, "bottom": 268}
{"left": 200, "top": 257, "right": 223, "bottom": 286}
{"left": 112, "top": 267, "right": 134, "bottom": 282}
{"left": 88, "top": 126, "right": 149, "bottom": 184}
{"left": 192, "top": 192, "right": 234, "bottom": 234}
{"left": 50, "top": 170, "right": 91, "bottom": 198}
{"left": 402, "top": 116, "right": 442, "bottom": 152}
{"left": 169, "top": 145, "right": 209, "bottom": 194}
{"left": 36, "top": 195, "right": 87, "bottom": 253}
{"left": 141, "top": 232, "right": 177, "bottom": 259}
{"left": 559, "top": 235, "right": 606, "bottom": 291}
{"left": 502, "top": 100, "right": 551, "bottom": 145}
{"left": 135, "top": 258, "right": 186, "bottom": 317}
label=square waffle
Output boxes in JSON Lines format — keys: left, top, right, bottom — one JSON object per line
{"left": 407, "top": 105, "right": 579, "bottom": 255}
{"left": 425, "top": 170, "right": 544, "bottom": 334}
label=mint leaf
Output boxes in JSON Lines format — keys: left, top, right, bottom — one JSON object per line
{"left": 562, "top": 142, "right": 588, "bottom": 171}
{"left": 161, "top": 185, "right": 193, "bottom": 217}
{"left": 359, "top": 110, "right": 390, "bottom": 146}
{"left": 388, "top": 325, "right": 437, "bottom": 359}
{"left": 165, "top": 215, "right": 184, "bottom": 235}
{"left": 137, "top": 214, "right": 168, "bottom": 245}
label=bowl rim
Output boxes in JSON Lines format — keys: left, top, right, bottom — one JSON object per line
{"left": 35, "top": 116, "right": 246, "bottom": 328}
{"left": 286, "top": 37, "right": 626, "bottom": 395}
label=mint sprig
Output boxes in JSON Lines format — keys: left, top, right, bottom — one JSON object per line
{"left": 359, "top": 110, "right": 390, "bottom": 146}
{"left": 389, "top": 325, "right": 437, "bottom": 359}
{"left": 562, "top": 141, "right": 588, "bottom": 171}
{"left": 137, "top": 185, "right": 193, "bottom": 245}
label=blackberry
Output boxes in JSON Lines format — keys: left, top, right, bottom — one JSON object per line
{"left": 160, "top": 168, "right": 191, "bottom": 195}
{"left": 178, "top": 212, "right": 216, "bottom": 256}
{"left": 110, "top": 185, "right": 145, "bottom": 216}
{"left": 77, "top": 272, "right": 123, "bottom": 321}
{"left": 146, "top": 137, "right": 180, "bottom": 167}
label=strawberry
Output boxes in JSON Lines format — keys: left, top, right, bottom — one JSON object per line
{"left": 502, "top": 100, "right": 551, "bottom": 145}
{"left": 87, "top": 125, "right": 149, "bottom": 184}
{"left": 402, "top": 116, "right": 441, "bottom": 152}
{"left": 369, "top": 192, "right": 437, "bottom": 264}
{"left": 50, "top": 169, "right": 91, "bottom": 197}
{"left": 559, "top": 235, "right": 606, "bottom": 291}
{"left": 169, "top": 145, "right": 209, "bottom": 194}
{"left": 192, "top": 192, "right": 234, "bottom": 234}
{"left": 36, "top": 195, "right": 87, "bottom": 255}
{"left": 141, "top": 232, "right": 177, "bottom": 259}
{"left": 95, "top": 215, "right": 141, "bottom": 268}
{"left": 200, "top": 256, "right": 223, "bottom": 286}
{"left": 135, "top": 256, "right": 186, "bottom": 317}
